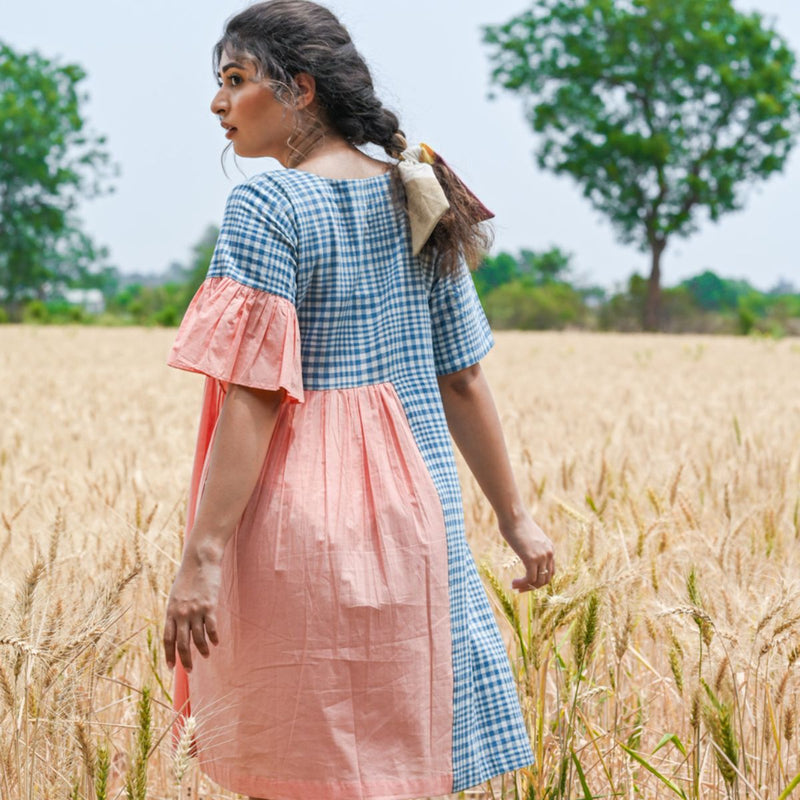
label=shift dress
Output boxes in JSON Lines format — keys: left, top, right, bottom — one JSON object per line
{"left": 167, "top": 167, "right": 534, "bottom": 800}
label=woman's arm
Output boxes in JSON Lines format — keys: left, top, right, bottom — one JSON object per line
{"left": 437, "top": 363, "right": 555, "bottom": 592}
{"left": 163, "top": 383, "right": 283, "bottom": 671}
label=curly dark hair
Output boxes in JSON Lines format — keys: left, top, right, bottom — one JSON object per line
{"left": 213, "top": 0, "right": 493, "bottom": 274}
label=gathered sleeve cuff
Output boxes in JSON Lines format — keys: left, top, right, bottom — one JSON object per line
{"left": 167, "top": 276, "right": 304, "bottom": 404}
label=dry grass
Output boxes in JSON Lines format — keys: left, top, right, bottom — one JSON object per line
{"left": 1, "top": 325, "right": 799, "bottom": 799}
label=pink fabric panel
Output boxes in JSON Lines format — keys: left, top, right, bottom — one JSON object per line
{"left": 167, "top": 275, "right": 304, "bottom": 403}
{"left": 187, "top": 383, "right": 453, "bottom": 800}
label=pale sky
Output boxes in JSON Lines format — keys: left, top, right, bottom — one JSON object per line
{"left": 4, "top": 0, "right": 799, "bottom": 292}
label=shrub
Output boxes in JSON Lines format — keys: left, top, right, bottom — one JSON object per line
{"left": 22, "top": 299, "right": 50, "bottom": 323}
{"left": 154, "top": 305, "right": 180, "bottom": 327}
{"left": 483, "top": 281, "right": 586, "bottom": 330}
{"left": 597, "top": 274, "right": 647, "bottom": 331}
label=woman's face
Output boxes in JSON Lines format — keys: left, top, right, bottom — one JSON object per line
{"left": 210, "top": 48, "right": 298, "bottom": 162}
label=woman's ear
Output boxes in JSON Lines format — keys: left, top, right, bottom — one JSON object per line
{"left": 293, "top": 72, "right": 317, "bottom": 110}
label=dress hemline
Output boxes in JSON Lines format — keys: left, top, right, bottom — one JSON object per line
{"left": 200, "top": 760, "right": 453, "bottom": 800}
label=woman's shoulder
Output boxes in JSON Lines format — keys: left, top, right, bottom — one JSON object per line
{"left": 227, "top": 169, "right": 336, "bottom": 225}
{"left": 218, "top": 172, "right": 308, "bottom": 238}
{"left": 228, "top": 170, "right": 297, "bottom": 210}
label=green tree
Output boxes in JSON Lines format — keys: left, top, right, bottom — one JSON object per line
{"left": 0, "top": 41, "right": 115, "bottom": 315}
{"left": 680, "top": 269, "right": 752, "bottom": 311}
{"left": 518, "top": 246, "right": 573, "bottom": 285}
{"left": 474, "top": 251, "right": 518, "bottom": 296}
{"left": 484, "top": 0, "right": 800, "bottom": 330}
{"left": 475, "top": 245, "right": 577, "bottom": 298}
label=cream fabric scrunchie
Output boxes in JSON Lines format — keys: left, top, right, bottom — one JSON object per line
{"left": 396, "top": 143, "right": 451, "bottom": 256}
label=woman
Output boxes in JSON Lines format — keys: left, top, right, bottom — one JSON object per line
{"left": 163, "top": 2, "right": 555, "bottom": 799}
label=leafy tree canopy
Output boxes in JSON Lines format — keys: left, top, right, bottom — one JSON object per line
{"left": 680, "top": 269, "right": 753, "bottom": 311}
{"left": 476, "top": 245, "right": 575, "bottom": 296}
{"left": 517, "top": 247, "right": 573, "bottom": 284}
{"left": 484, "top": 0, "right": 800, "bottom": 329}
{"left": 0, "top": 41, "right": 116, "bottom": 311}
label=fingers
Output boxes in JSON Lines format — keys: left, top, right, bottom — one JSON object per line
{"left": 205, "top": 613, "right": 220, "bottom": 646}
{"left": 163, "top": 616, "right": 177, "bottom": 669}
{"left": 164, "top": 612, "right": 219, "bottom": 672}
{"left": 535, "top": 555, "right": 555, "bottom": 587}
{"left": 191, "top": 617, "right": 210, "bottom": 658}
{"left": 163, "top": 562, "right": 223, "bottom": 670}
{"left": 511, "top": 557, "right": 557, "bottom": 593}
{"left": 175, "top": 618, "right": 194, "bottom": 673}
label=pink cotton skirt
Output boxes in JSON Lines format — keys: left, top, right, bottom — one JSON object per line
{"left": 172, "top": 379, "right": 454, "bottom": 800}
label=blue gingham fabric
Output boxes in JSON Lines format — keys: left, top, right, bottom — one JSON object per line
{"left": 205, "top": 169, "right": 533, "bottom": 790}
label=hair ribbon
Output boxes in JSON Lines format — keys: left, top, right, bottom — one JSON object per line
{"left": 397, "top": 142, "right": 495, "bottom": 256}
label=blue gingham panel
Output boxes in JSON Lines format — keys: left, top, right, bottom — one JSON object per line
{"left": 429, "top": 261, "right": 494, "bottom": 376}
{"left": 206, "top": 180, "right": 298, "bottom": 304}
{"left": 208, "top": 169, "right": 533, "bottom": 789}
{"left": 394, "top": 373, "right": 534, "bottom": 789}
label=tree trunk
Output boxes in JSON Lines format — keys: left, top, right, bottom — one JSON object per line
{"left": 644, "top": 238, "right": 666, "bottom": 331}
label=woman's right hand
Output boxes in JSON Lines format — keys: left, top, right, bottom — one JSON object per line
{"left": 500, "top": 513, "right": 555, "bottom": 592}
{"left": 162, "top": 384, "right": 283, "bottom": 673}
{"left": 163, "top": 543, "right": 224, "bottom": 672}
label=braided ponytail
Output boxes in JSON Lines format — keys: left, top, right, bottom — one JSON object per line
{"left": 214, "top": 0, "right": 492, "bottom": 275}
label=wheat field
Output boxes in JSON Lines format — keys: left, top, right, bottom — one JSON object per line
{"left": 1, "top": 326, "right": 799, "bottom": 800}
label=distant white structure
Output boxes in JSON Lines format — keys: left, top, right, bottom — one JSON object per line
{"left": 62, "top": 288, "right": 105, "bottom": 314}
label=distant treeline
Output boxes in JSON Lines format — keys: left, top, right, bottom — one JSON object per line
{"left": 3, "top": 234, "right": 798, "bottom": 336}
{"left": 475, "top": 247, "right": 800, "bottom": 336}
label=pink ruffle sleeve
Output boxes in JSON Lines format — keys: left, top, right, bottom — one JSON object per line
{"left": 167, "top": 276, "right": 304, "bottom": 403}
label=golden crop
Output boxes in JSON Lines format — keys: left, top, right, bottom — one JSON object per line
{"left": 1, "top": 326, "right": 799, "bottom": 799}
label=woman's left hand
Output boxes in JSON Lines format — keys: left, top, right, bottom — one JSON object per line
{"left": 163, "top": 544, "right": 224, "bottom": 672}
{"left": 501, "top": 513, "right": 555, "bottom": 593}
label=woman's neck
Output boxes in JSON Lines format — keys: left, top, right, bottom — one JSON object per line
{"left": 291, "top": 136, "right": 390, "bottom": 180}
